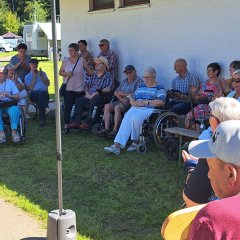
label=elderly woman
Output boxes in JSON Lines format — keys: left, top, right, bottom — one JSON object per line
{"left": 0, "top": 66, "right": 20, "bottom": 143}
{"left": 185, "top": 62, "right": 230, "bottom": 130}
{"left": 59, "top": 43, "right": 92, "bottom": 132}
{"left": 104, "top": 67, "right": 166, "bottom": 155}
{"left": 226, "top": 60, "right": 240, "bottom": 89}
{"left": 227, "top": 69, "right": 240, "bottom": 101}
{"left": 10, "top": 43, "right": 31, "bottom": 81}
{"left": 5, "top": 63, "right": 27, "bottom": 115}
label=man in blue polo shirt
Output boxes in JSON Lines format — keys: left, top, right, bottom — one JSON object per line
{"left": 25, "top": 59, "right": 50, "bottom": 127}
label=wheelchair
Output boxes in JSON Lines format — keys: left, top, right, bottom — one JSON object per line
{"left": 2, "top": 105, "right": 27, "bottom": 143}
{"left": 136, "top": 90, "right": 189, "bottom": 154}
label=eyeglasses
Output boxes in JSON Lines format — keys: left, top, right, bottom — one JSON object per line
{"left": 99, "top": 43, "right": 107, "bottom": 47}
{"left": 143, "top": 76, "right": 152, "bottom": 79}
{"left": 231, "top": 78, "right": 240, "bottom": 83}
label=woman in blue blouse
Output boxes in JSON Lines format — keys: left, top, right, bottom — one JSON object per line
{"left": 104, "top": 67, "right": 166, "bottom": 155}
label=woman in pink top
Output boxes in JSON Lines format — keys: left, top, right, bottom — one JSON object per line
{"left": 59, "top": 43, "right": 92, "bottom": 132}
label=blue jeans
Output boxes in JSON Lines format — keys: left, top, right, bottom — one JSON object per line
{"left": 0, "top": 106, "right": 20, "bottom": 131}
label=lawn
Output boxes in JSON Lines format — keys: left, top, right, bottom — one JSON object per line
{"left": 0, "top": 52, "right": 185, "bottom": 240}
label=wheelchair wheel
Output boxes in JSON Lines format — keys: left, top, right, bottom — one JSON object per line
{"left": 153, "top": 111, "right": 179, "bottom": 149}
{"left": 164, "top": 137, "right": 179, "bottom": 161}
{"left": 137, "top": 143, "right": 147, "bottom": 154}
{"left": 19, "top": 107, "right": 27, "bottom": 142}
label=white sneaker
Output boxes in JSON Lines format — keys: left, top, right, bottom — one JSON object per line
{"left": 12, "top": 133, "right": 20, "bottom": 143}
{"left": 104, "top": 145, "right": 120, "bottom": 155}
{"left": 0, "top": 133, "right": 6, "bottom": 143}
{"left": 127, "top": 142, "right": 138, "bottom": 152}
{"left": 25, "top": 114, "right": 31, "bottom": 119}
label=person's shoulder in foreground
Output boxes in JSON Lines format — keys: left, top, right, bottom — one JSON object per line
{"left": 189, "top": 194, "right": 240, "bottom": 240}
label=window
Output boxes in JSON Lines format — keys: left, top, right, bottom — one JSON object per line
{"left": 38, "top": 31, "right": 45, "bottom": 37}
{"left": 91, "top": 0, "right": 114, "bottom": 11}
{"left": 123, "top": 0, "right": 150, "bottom": 7}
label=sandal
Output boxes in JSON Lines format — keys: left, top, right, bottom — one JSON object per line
{"left": 95, "top": 128, "right": 110, "bottom": 137}
{"left": 80, "top": 122, "right": 90, "bottom": 130}
{"left": 107, "top": 130, "right": 117, "bottom": 138}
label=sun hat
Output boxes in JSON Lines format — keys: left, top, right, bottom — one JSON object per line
{"left": 94, "top": 56, "right": 109, "bottom": 69}
{"left": 188, "top": 120, "right": 240, "bottom": 166}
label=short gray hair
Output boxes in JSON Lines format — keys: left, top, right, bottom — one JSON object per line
{"left": 210, "top": 97, "right": 240, "bottom": 123}
{"left": 144, "top": 67, "right": 156, "bottom": 78}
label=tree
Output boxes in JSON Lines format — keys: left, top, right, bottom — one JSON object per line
{"left": 23, "top": 1, "right": 48, "bottom": 24}
{"left": 2, "top": 10, "right": 20, "bottom": 33}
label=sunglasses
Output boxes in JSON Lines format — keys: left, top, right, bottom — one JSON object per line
{"left": 231, "top": 78, "right": 240, "bottom": 83}
{"left": 99, "top": 43, "right": 107, "bottom": 47}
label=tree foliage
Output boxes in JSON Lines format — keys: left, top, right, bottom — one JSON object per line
{"left": 0, "top": 0, "right": 60, "bottom": 35}
{"left": 2, "top": 10, "right": 20, "bottom": 33}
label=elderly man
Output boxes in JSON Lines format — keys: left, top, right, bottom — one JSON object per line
{"left": 170, "top": 58, "right": 200, "bottom": 115}
{"left": 98, "top": 39, "right": 118, "bottom": 88}
{"left": 182, "top": 97, "right": 240, "bottom": 207}
{"left": 0, "top": 66, "right": 20, "bottom": 143}
{"left": 96, "top": 65, "right": 143, "bottom": 138}
{"left": 188, "top": 120, "right": 240, "bottom": 239}
{"left": 69, "top": 56, "right": 113, "bottom": 130}
{"left": 25, "top": 59, "right": 50, "bottom": 127}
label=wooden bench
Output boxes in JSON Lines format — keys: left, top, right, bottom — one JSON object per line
{"left": 164, "top": 127, "right": 200, "bottom": 166}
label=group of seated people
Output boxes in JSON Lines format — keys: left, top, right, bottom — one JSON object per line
{"left": 59, "top": 41, "right": 240, "bottom": 238}
{"left": 0, "top": 43, "right": 50, "bottom": 143}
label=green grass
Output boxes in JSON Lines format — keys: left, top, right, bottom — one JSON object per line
{"left": 0, "top": 119, "right": 185, "bottom": 240}
{"left": 0, "top": 51, "right": 185, "bottom": 239}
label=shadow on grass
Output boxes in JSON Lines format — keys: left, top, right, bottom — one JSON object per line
{"left": 0, "top": 120, "right": 185, "bottom": 240}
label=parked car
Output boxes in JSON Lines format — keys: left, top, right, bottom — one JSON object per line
{"left": 0, "top": 38, "right": 13, "bottom": 52}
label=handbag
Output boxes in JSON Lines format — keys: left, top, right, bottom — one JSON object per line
{"left": 0, "top": 100, "right": 18, "bottom": 109}
{"left": 59, "top": 56, "right": 80, "bottom": 97}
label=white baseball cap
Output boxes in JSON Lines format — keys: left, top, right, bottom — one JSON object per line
{"left": 188, "top": 120, "right": 240, "bottom": 166}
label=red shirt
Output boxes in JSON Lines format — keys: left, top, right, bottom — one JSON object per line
{"left": 189, "top": 195, "right": 240, "bottom": 240}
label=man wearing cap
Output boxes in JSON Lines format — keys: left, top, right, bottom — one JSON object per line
{"left": 96, "top": 65, "right": 143, "bottom": 138}
{"left": 69, "top": 56, "right": 113, "bottom": 130}
{"left": 25, "top": 59, "right": 50, "bottom": 127}
{"left": 188, "top": 120, "right": 240, "bottom": 240}
{"left": 98, "top": 39, "right": 118, "bottom": 88}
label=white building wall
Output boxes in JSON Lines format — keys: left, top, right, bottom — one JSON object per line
{"left": 59, "top": 0, "right": 240, "bottom": 88}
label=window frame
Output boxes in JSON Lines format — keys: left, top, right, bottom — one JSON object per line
{"left": 122, "top": 0, "right": 150, "bottom": 7}
{"left": 90, "top": 0, "right": 114, "bottom": 11}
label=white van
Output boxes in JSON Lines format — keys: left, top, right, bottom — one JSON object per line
{"left": 0, "top": 37, "right": 13, "bottom": 52}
